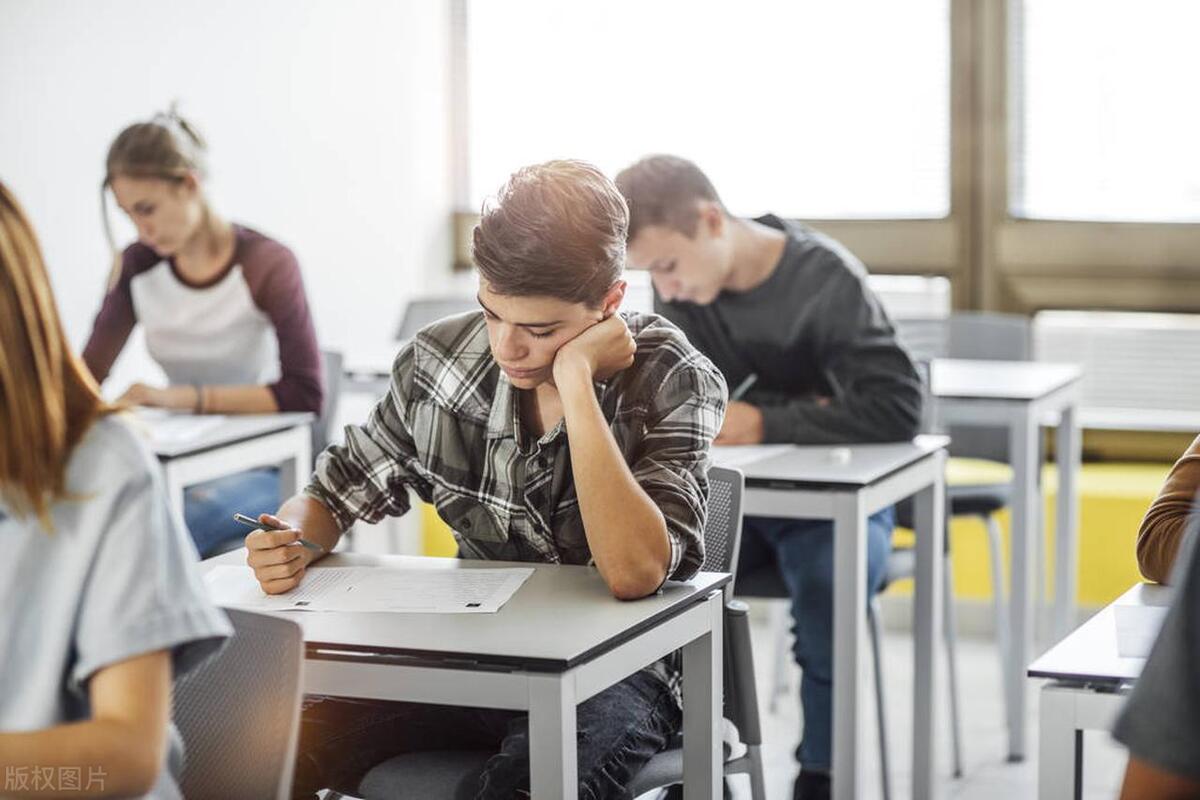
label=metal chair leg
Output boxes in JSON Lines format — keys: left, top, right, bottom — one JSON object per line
{"left": 942, "top": 550, "right": 965, "bottom": 778}
{"left": 983, "top": 512, "right": 1017, "bottom": 747}
{"left": 746, "top": 744, "right": 767, "bottom": 800}
{"left": 867, "top": 597, "right": 893, "bottom": 800}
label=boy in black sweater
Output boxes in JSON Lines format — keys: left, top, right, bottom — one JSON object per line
{"left": 616, "top": 155, "right": 923, "bottom": 800}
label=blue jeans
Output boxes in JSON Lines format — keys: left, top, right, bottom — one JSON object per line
{"left": 183, "top": 467, "right": 281, "bottom": 557}
{"left": 737, "top": 507, "right": 895, "bottom": 772}
{"left": 291, "top": 670, "right": 681, "bottom": 800}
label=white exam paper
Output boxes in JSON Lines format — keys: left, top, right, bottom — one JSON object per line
{"left": 204, "top": 564, "right": 533, "bottom": 614}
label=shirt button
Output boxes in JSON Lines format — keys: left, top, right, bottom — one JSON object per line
{"left": 461, "top": 519, "right": 473, "bottom": 530}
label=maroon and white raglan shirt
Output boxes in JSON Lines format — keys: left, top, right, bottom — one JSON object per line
{"left": 82, "top": 225, "right": 324, "bottom": 414}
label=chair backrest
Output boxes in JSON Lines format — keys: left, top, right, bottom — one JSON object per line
{"left": 394, "top": 297, "right": 479, "bottom": 341}
{"left": 172, "top": 608, "right": 304, "bottom": 800}
{"left": 699, "top": 466, "right": 763, "bottom": 747}
{"left": 313, "top": 349, "right": 344, "bottom": 454}
{"left": 947, "top": 311, "right": 1030, "bottom": 361}
{"left": 700, "top": 466, "right": 745, "bottom": 587}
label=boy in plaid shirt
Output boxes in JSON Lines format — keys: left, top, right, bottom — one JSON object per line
{"left": 244, "top": 161, "right": 727, "bottom": 799}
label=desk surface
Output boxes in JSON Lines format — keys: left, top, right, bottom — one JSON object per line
{"left": 713, "top": 435, "right": 948, "bottom": 489}
{"left": 1027, "top": 583, "right": 1172, "bottom": 685}
{"left": 932, "top": 358, "right": 1082, "bottom": 402}
{"left": 139, "top": 411, "right": 314, "bottom": 459}
{"left": 202, "top": 551, "right": 729, "bottom": 672}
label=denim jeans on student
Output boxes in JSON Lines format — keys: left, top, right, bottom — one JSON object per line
{"left": 736, "top": 506, "right": 895, "bottom": 772}
{"left": 290, "top": 669, "right": 681, "bottom": 800}
{"left": 183, "top": 467, "right": 281, "bottom": 557}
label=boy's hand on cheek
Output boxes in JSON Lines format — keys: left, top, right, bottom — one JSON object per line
{"left": 553, "top": 315, "right": 636, "bottom": 384}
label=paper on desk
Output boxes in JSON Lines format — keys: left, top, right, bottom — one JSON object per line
{"left": 204, "top": 564, "right": 533, "bottom": 614}
{"left": 1114, "top": 604, "right": 1169, "bottom": 658}
{"left": 711, "top": 444, "right": 794, "bottom": 468}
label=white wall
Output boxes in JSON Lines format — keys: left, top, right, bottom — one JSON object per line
{"left": 0, "top": 0, "right": 455, "bottom": 389}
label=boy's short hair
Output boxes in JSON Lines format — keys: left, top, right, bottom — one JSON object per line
{"left": 614, "top": 155, "right": 728, "bottom": 242}
{"left": 473, "top": 160, "right": 628, "bottom": 307}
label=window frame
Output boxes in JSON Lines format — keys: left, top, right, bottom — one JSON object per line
{"left": 450, "top": 0, "right": 1200, "bottom": 314}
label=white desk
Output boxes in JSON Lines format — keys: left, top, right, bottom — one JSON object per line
{"left": 713, "top": 436, "right": 949, "bottom": 800}
{"left": 202, "top": 551, "right": 729, "bottom": 799}
{"left": 141, "top": 411, "right": 314, "bottom": 523}
{"left": 931, "top": 358, "right": 1083, "bottom": 761}
{"left": 1027, "top": 583, "right": 1171, "bottom": 799}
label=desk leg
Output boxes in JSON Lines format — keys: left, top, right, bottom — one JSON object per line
{"left": 682, "top": 593, "right": 723, "bottom": 800}
{"left": 529, "top": 673, "right": 577, "bottom": 799}
{"left": 912, "top": 453, "right": 946, "bottom": 799}
{"left": 1008, "top": 413, "right": 1040, "bottom": 761}
{"left": 1038, "top": 684, "right": 1081, "bottom": 800}
{"left": 277, "top": 425, "right": 313, "bottom": 499}
{"left": 831, "top": 493, "right": 868, "bottom": 800}
{"left": 1053, "top": 404, "right": 1081, "bottom": 639}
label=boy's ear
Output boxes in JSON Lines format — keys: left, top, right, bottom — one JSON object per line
{"left": 700, "top": 201, "right": 725, "bottom": 238}
{"left": 601, "top": 280, "right": 627, "bottom": 316}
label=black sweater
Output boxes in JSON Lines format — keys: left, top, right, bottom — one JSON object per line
{"left": 655, "top": 214, "right": 923, "bottom": 444}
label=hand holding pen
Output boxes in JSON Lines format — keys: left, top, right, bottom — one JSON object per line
{"left": 236, "top": 512, "right": 324, "bottom": 595}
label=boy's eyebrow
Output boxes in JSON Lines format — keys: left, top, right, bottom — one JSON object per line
{"left": 476, "top": 295, "right": 563, "bottom": 328}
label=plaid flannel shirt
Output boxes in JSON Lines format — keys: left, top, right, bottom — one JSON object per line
{"left": 304, "top": 310, "right": 727, "bottom": 700}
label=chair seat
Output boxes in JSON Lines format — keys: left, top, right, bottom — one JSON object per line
{"left": 357, "top": 740, "right": 733, "bottom": 799}
{"left": 946, "top": 484, "right": 1009, "bottom": 516}
{"left": 895, "top": 482, "right": 1009, "bottom": 529}
{"left": 357, "top": 750, "right": 490, "bottom": 799}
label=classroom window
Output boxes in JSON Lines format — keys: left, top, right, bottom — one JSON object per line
{"left": 463, "top": 0, "right": 951, "bottom": 219}
{"left": 1010, "top": 0, "right": 1200, "bottom": 222}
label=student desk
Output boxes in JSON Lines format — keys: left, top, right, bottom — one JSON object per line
{"left": 713, "top": 436, "right": 949, "bottom": 800}
{"left": 1027, "top": 582, "right": 1170, "bottom": 799}
{"left": 202, "top": 550, "right": 730, "bottom": 799}
{"left": 931, "top": 357, "right": 1083, "bottom": 760}
{"left": 144, "top": 411, "right": 314, "bottom": 523}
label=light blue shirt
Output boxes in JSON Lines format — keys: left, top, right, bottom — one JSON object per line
{"left": 0, "top": 413, "right": 231, "bottom": 798}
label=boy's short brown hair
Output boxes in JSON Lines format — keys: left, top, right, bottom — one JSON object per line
{"left": 614, "top": 155, "right": 727, "bottom": 242}
{"left": 473, "top": 160, "right": 628, "bottom": 307}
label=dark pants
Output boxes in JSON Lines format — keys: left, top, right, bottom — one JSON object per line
{"left": 291, "top": 670, "right": 681, "bottom": 799}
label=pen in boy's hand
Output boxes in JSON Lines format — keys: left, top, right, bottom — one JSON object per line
{"left": 232, "top": 513, "right": 324, "bottom": 553}
{"left": 730, "top": 373, "right": 758, "bottom": 402}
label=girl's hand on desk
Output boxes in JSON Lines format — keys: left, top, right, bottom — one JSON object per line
{"left": 245, "top": 515, "right": 313, "bottom": 594}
